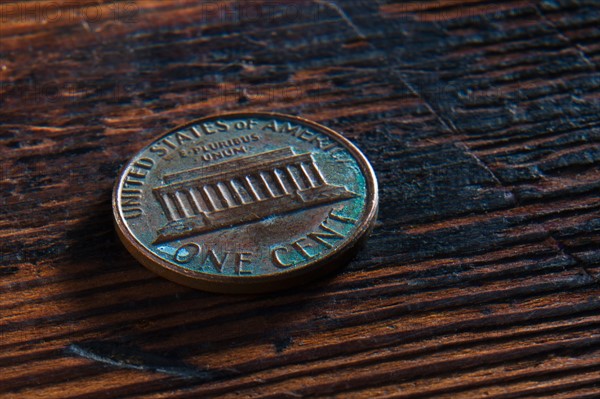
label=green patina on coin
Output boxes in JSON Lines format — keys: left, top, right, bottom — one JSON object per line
{"left": 113, "top": 112, "right": 378, "bottom": 293}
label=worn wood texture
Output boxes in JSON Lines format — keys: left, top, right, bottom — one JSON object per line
{"left": 2, "top": 0, "right": 600, "bottom": 397}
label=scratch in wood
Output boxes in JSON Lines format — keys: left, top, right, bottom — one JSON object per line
{"left": 243, "top": 35, "right": 268, "bottom": 48}
{"left": 534, "top": 4, "right": 596, "bottom": 70}
{"left": 549, "top": 235, "right": 600, "bottom": 286}
{"left": 314, "top": 0, "right": 366, "bottom": 40}
{"left": 394, "top": 71, "right": 460, "bottom": 136}
{"left": 66, "top": 342, "right": 217, "bottom": 380}
{"left": 454, "top": 141, "right": 519, "bottom": 208}
{"left": 282, "top": 390, "right": 304, "bottom": 398}
{"left": 456, "top": 143, "right": 503, "bottom": 185}
{"left": 81, "top": 20, "right": 91, "bottom": 33}
{"left": 391, "top": 68, "right": 519, "bottom": 204}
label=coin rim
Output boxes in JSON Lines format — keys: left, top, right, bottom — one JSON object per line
{"left": 113, "top": 112, "right": 378, "bottom": 293}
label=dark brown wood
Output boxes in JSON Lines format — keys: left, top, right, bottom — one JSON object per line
{"left": 1, "top": 0, "right": 599, "bottom": 398}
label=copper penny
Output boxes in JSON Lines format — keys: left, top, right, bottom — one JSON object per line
{"left": 112, "top": 112, "right": 378, "bottom": 294}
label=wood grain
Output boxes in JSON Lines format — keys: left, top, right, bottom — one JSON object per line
{"left": 1, "top": 0, "right": 599, "bottom": 398}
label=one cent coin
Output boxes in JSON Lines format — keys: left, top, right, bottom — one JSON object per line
{"left": 113, "top": 112, "right": 378, "bottom": 294}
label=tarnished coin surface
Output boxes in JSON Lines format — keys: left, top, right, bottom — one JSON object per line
{"left": 113, "top": 112, "right": 378, "bottom": 293}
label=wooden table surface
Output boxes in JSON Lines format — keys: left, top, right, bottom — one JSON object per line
{"left": 2, "top": 1, "right": 600, "bottom": 398}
